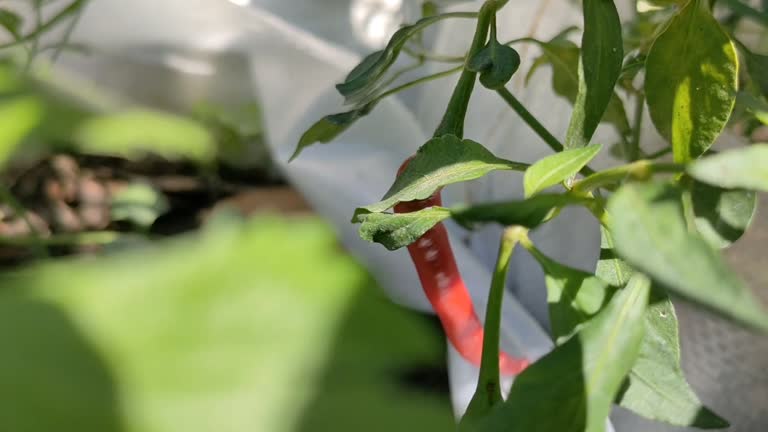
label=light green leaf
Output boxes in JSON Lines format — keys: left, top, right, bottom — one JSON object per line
{"left": 357, "top": 207, "right": 451, "bottom": 250}
{"left": 0, "top": 217, "right": 455, "bottom": 431}
{"left": 596, "top": 226, "right": 635, "bottom": 287}
{"left": 523, "top": 144, "right": 602, "bottom": 197}
{"left": 0, "top": 95, "right": 42, "bottom": 167}
{"left": 645, "top": 0, "right": 738, "bottom": 162}
{"left": 74, "top": 109, "right": 216, "bottom": 163}
{"left": 565, "top": 0, "right": 624, "bottom": 149}
{"left": 290, "top": 103, "right": 374, "bottom": 161}
{"left": 526, "top": 247, "right": 618, "bottom": 344}
{"left": 110, "top": 182, "right": 170, "bottom": 229}
{"left": 617, "top": 288, "right": 729, "bottom": 429}
{"left": 452, "top": 194, "right": 589, "bottom": 229}
{"left": 607, "top": 181, "right": 768, "bottom": 331}
{"left": 353, "top": 135, "right": 527, "bottom": 220}
{"left": 479, "top": 273, "right": 650, "bottom": 432}
{"left": 688, "top": 144, "right": 768, "bottom": 192}
{"left": 691, "top": 181, "right": 757, "bottom": 249}
{"left": 468, "top": 41, "right": 521, "bottom": 90}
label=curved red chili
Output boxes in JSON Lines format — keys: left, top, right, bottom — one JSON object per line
{"left": 394, "top": 158, "right": 528, "bottom": 376}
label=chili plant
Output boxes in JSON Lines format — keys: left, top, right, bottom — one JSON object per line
{"left": 293, "top": 0, "right": 768, "bottom": 430}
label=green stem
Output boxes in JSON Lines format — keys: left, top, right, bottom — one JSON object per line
{"left": 433, "top": 1, "right": 497, "bottom": 138}
{"left": 572, "top": 160, "right": 685, "bottom": 194}
{"left": 497, "top": 87, "right": 596, "bottom": 177}
{"left": 375, "top": 65, "right": 463, "bottom": 101}
{"left": 464, "top": 225, "right": 524, "bottom": 418}
{"left": 628, "top": 93, "right": 644, "bottom": 162}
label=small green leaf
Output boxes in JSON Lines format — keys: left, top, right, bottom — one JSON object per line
{"left": 479, "top": 273, "right": 649, "bottom": 432}
{"left": 353, "top": 135, "right": 527, "bottom": 220}
{"left": 617, "top": 288, "right": 729, "bottom": 429}
{"left": 468, "top": 41, "right": 521, "bottom": 90}
{"left": 74, "top": 109, "right": 216, "bottom": 163}
{"left": 0, "top": 9, "right": 22, "bottom": 39}
{"left": 357, "top": 207, "right": 451, "bottom": 250}
{"left": 608, "top": 181, "right": 768, "bottom": 331}
{"left": 526, "top": 247, "right": 618, "bottom": 344}
{"left": 645, "top": 0, "right": 738, "bottom": 162}
{"left": 523, "top": 144, "right": 602, "bottom": 197}
{"left": 596, "top": 226, "right": 635, "bottom": 287}
{"left": 688, "top": 144, "right": 768, "bottom": 192}
{"left": 290, "top": 103, "right": 374, "bottom": 161}
{"left": 744, "top": 50, "right": 768, "bottom": 98}
{"left": 691, "top": 181, "right": 757, "bottom": 249}
{"left": 0, "top": 96, "right": 42, "bottom": 168}
{"left": 736, "top": 92, "right": 768, "bottom": 125}
{"left": 336, "top": 13, "right": 465, "bottom": 104}
{"left": 564, "top": 0, "right": 624, "bottom": 149}
{"left": 452, "top": 194, "right": 589, "bottom": 229}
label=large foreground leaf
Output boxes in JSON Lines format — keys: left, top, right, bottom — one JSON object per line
{"left": 688, "top": 144, "right": 768, "bottom": 192}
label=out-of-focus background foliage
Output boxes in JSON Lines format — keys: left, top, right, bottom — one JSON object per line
{"left": 0, "top": 1, "right": 457, "bottom": 430}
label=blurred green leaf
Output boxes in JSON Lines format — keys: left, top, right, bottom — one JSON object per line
{"left": 73, "top": 109, "right": 216, "bottom": 163}
{"left": 353, "top": 135, "right": 527, "bottom": 220}
{"left": 110, "top": 182, "right": 170, "bottom": 229}
{"left": 565, "top": 0, "right": 623, "bottom": 149}
{"left": 0, "top": 9, "right": 22, "bottom": 39}
{"left": 617, "top": 288, "right": 728, "bottom": 429}
{"left": 691, "top": 182, "right": 757, "bottom": 249}
{"left": 744, "top": 49, "right": 768, "bottom": 98}
{"left": 608, "top": 181, "right": 768, "bottom": 331}
{"left": 357, "top": 207, "right": 451, "bottom": 250}
{"left": 0, "top": 217, "right": 454, "bottom": 432}
{"left": 735, "top": 92, "right": 768, "bottom": 125}
{"left": 645, "top": 0, "right": 738, "bottom": 162}
{"left": 291, "top": 103, "right": 374, "bottom": 161}
{"left": 0, "top": 95, "right": 43, "bottom": 167}
{"left": 452, "top": 194, "right": 589, "bottom": 229}
{"left": 688, "top": 144, "right": 768, "bottom": 192}
{"left": 523, "top": 144, "right": 601, "bottom": 197}
{"left": 479, "top": 273, "right": 650, "bottom": 432}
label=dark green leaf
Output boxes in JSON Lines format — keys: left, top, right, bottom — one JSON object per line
{"left": 0, "top": 9, "right": 22, "bottom": 39}
{"left": 468, "top": 42, "right": 521, "bottom": 90}
{"left": 452, "top": 194, "right": 589, "bottom": 229}
{"left": 290, "top": 103, "right": 374, "bottom": 161}
{"left": 565, "top": 0, "right": 624, "bottom": 149}
{"left": 353, "top": 135, "right": 527, "bottom": 220}
{"left": 526, "top": 247, "right": 618, "bottom": 343}
{"left": 479, "top": 274, "right": 649, "bottom": 432}
{"left": 523, "top": 144, "right": 602, "bottom": 197}
{"left": 688, "top": 144, "right": 768, "bottom": 192}
{"left": 744, "top": 49, "right": 768, "bottom": 98}
{"left": 645, "top": 0, "right": 738, "bottom": 162}
{"left": 617, "top": 288, "right": 729, "bottom": 429}
{"left": 608, "top": 181, "right": 768, "bottom": 331}
{"left": 691, "top": 182, "right": 757, "bottom": 249}
{"left": 357, "top": 207, "right": 451, "bottom": 250}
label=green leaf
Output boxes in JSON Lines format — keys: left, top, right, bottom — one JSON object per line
{"left": 645, "top": 0, "right": 738, "bottom": 163}
{"left": 290, "top": 103, "right": 374, "bottom": 161}
{"left": 527, "top": 39, "right": 630, "bottom": 138}
{"left": 688, "top": 144, "right": 768, "bottom": 192}
{"left": 523, "top": 144, "right": 602, "bottom": 197}
{"left": 617, "top": 288, "right": 729, "bottom": 429}
{"left": 74, "top": 109, "right": 216, "bottom": 163}
{"left": 691, "top": 181, "right": 757, "bottom": 249}
{"left": 357, "top": 207, "right": 451, "bottom": 250}
{"left": 353, "top": 135, "right": 527, "bottom": 220}
{"left": 526, "top": 247, "right": 618, "bottom": 344}
{"left": 336, "top": 13, "right": 466, "bottom": 104}
{"left": 452, "top": 194, "right": 589, "bottom": 230}
{"left": 110, "top": 182, "right": 170, "bottom": 229}
{"left": 0, "top": 95, "right": 42, "bottom": 167}
{"left": 735, "top": 92, "right": 768, "bottom": 125}
{"left": 564, "top": 0, "right": 624, "bottom": 149}
{"left": 596, "top": 226, "right": 635, "bottom": 287}
{"left": 0, "top": 9, "right": 22, "bottom": 39}
{"left": 479, "top": 273, "right": 649, "bottom": 432}
{"left": 607, "top": 181, "right": 768, "bottom": 331}
{"left": 744, "top": 49, "right": 768, "bottom": 98}
{"left": 468, "top": 41, "right": 521, "bottom": 90}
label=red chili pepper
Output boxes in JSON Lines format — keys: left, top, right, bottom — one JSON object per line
{"left": 394, "top": 158, "right": 529, "bottom": 375}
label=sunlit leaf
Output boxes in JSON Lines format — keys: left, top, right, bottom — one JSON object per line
{"left": 0, "top": 96, "right": 43, "bottom": 167}
{"left": 523, "top": 144, "right": 601, "bottom": 197}
{"left": 645, "top": 0, "right": 738, "bottom": 162}
{"left": 565, "top": 0, "right": 624, "bottom": 149}
{"left": 353, "top": 135, "right": 527, "bottom": 220}
{"left": 688, "top": 144, "right": 768, "bottom": 192}
{"left": 357, "top": 207, "right": 451, "bottom": 250}
{"left": 691, "top": 182, "right": 757, "bottom": 249}
{"left": 608, "top": 181, "right": 768, "bottom": 331}
{"left": 74, "top": 109, "right": 216, "bottom": 163}
{"left": 479, "top": 274, "right": 650, "bottom": 432}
